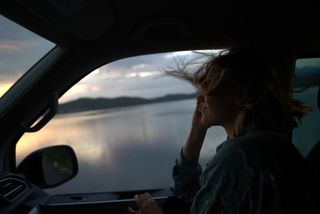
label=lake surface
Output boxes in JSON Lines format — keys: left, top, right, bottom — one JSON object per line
{"left": 17, "top": 99, "right": 227, "bottom": 194}
{"left": 15, "top": 89, "right": 320, "bottom": 194}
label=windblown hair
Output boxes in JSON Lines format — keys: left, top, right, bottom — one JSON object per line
{"left": 165, "top": 48, "right": 312, "bottom": 136}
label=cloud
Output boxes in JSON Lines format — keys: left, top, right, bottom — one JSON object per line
{"left": 0, "top": 82, "right": 13, "bottom": 97}
{"left": 0, "top": 15, "right": 55, "bottom": 80}
{"left": 0, "top": 44, "right": 20, "bottom": 51}
{"left": 91, "top": 86, "right": 99, "bottom": 91}
{"left": 87, "top": 51, "right": 217, "bottom": 82}
{"left": 60, "top": 72, "right": 195, "bottom": 103}
{"left": 164, "top": 50, "right": 194, "bottom": 58}
{"left": 132, "top": 63, "right": 147, "bottom": 69}
{"left": 0, "top": 16, "right": 43, "bottom": 41}
{"left": 59, "top": 51, "right": 216, "bottom": 103}
{"left": 125, "top": 71, "right": 161, "bottom": 79}
{"left": 0, "top": 71, "right": 24, "bottom": 82}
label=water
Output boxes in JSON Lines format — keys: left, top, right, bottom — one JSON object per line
{"left": 16, "top": 99, "right": 227, "bottom": 194}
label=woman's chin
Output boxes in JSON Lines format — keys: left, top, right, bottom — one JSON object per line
{"left": 201, "top": 117, "right": 218, "bottom": 128}
{"left": 201, "top": 118, "right": 210, "bottom": 127}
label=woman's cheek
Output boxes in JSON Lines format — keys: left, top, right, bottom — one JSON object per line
{"left": 200, "top": 103, "right": 208, "bottom": 114}
{"left": 198, "top": 102, "right": 203, "bottom": 112}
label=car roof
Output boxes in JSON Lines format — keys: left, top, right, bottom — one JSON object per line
{"left": 1, "top": 1, "right": 320, "bottom": 55}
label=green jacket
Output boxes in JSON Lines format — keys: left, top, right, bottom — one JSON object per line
{"left": 171, "top": 130, "right": 309, "bottom": 214}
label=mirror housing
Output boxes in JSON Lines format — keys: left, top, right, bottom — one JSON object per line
{"left": 16, "top": 145, "right": 78, "bottom": 189}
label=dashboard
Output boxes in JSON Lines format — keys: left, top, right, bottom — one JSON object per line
{"left": 0, "top": 171, "right": 175, "bottom": 214}
{"left": 0, "top": 171, "right": 49, "bottom": 214}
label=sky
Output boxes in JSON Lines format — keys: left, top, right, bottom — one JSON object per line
{"left": 0, "top": 14, "right": 222, "bottom": 103}
{"left": 61, "top": 51, "right": 215, "bottom": 103}
{"left": 0, "top": 15, "right": 55, "bottom": 96}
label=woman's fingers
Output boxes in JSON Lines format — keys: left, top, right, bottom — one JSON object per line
{"left": 144, "top": 192, "right": 152, "bottom": 199}
{"left": 128, "top": 206, "right": 138, "bottom": 213}
{"left": 196, "top": 96, "right": 205, "bottom": 113}
{"left": 133, "top": 193, "right": 149, "bottom": 208}
{"left": 135, "top": 193, "right": 151, "bottom": 208}
{"left": 140, "top": 193, "right": 155, "bottom": 209}
{"left": 129, "top": 193, "right": 164, "bottom": 214}
{"left": 139, "top": 193, "right": 147, "bottom": 202}
{"left": 129, "top": 194, "right": 143, "bottom": 213}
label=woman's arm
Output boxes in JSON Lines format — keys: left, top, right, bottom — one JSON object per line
{"left": 171, "top": 96, "right": 209, "bottom": 201}
{"left": 182, "top": 96, "right": 208, "bottom": 161}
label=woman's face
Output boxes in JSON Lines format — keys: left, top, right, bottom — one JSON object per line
{"left": 199, "top": 72, "right": 238, "bottom": 128}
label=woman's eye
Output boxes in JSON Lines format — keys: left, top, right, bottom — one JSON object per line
{"left": 201, "top": 79, "right": 211, "bottom": 88}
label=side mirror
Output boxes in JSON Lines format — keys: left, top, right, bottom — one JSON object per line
{"left": 16, "top": 145, "right": 78, "bottom": 189}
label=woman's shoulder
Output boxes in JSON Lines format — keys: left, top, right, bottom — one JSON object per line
{"left": 209, "top": 130, "right": 302, "bottom": 169}
{"left": 205, "top": 138, "right": 247, "bottom": 173}
{"left": 225, "top": 130, "right": 293, "bottom": 154}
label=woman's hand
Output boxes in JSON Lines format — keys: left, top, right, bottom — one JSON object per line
{"left": 182, "top": 96, "right": 208, "bottom": 161}
{"left": 128, "top": 192, "right": 165, "bottom": 214}
{"left": 192, "top": 96, "right": 209, "bottom": 131}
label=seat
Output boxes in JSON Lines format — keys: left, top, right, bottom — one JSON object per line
{"left": 305, "top": 86, "right": 320, "bottom": 211}
{"left": 306, "top": 86, "right": 320, "bottom": 161}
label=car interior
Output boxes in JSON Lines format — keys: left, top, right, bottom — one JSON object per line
{"left": 0, "top": 0, "right": 320, "bottom": 213}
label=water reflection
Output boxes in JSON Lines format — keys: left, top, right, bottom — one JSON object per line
{"left": 17, "top": 99, "right": 227, "bottom": 194}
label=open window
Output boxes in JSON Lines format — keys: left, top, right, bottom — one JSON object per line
{"left": 16, "top": 50, "right": 227, "bottom": 194}
{"left": 293, "top": 58, "right": 320, "bottom": 157}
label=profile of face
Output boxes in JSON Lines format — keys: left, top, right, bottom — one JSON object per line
{"left": 198, "top": 69, "right": 239, "bottom": 129}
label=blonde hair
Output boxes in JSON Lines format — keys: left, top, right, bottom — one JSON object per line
{"left": 165, "top": 48, "right": 312, "bottom": 136}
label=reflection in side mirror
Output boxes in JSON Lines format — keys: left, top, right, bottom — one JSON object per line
{"left": 16, "top": 145, "right": 78, "bottom": 189}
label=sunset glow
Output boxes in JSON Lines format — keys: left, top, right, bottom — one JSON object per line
{"left": 0, "top": 82, "right": 13, "bottom": 97}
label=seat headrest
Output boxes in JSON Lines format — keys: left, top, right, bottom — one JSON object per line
{"left": 317, "top": 86, "right": 320, "bottom": 111}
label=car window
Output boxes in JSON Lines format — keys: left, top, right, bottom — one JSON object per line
{"left": 293, "top": 58, "right": 320, "bottom": 157}
{"left": 0, "top": 15, "right": 55, "bottom": 98}
{"left": 16, "top": 50, "right": 227, "bottom": 194}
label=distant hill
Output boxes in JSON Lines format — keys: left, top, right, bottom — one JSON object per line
{"left": 58, "top": 93, "right": 197, "bottom": 114}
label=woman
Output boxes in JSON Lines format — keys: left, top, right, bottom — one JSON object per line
{"left": 129, "top": 47, "right": 312, "bottom": 214}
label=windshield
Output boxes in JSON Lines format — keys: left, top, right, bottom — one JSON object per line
{"left": 0, "top": 15, "right": 55, "bottom": 98}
